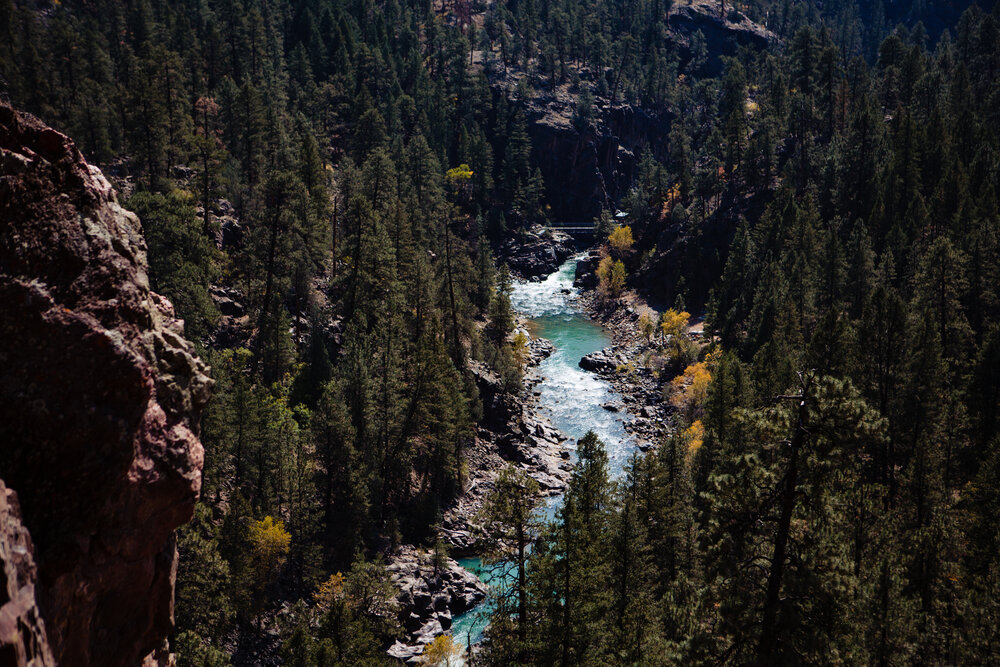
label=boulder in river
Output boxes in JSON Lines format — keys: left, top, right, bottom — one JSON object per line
{"left": 498, "top": 226, "right": 576, "bottom": 279}
{"left": 580, "top": 349, "right": 619, "bottom": 372}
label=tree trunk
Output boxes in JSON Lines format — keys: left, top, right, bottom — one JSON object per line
{"left": 562, "top": 506, "right": 572, "bottom": 666}
{"left": 757, "top": 386, "right": 809, "bottom": 664}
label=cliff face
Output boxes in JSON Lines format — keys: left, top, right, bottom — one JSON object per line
{"left": 508, "top": 1, "right": 776, "bottom": 222}
{"left": 0, "top": 105, "right": 212, "bottom": 666}
{"left": 526, "top": 103, "right": 671, "bottom": 223}
{"left": 0, "top": 481, "right": 55, "bottom": 667}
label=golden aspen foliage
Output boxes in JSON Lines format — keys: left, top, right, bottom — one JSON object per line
{"left": 670, "top": 361, "right": 712, "bottom": 419}
{"left": 445, "top": 164, "right": 474, "bottom": 181}
{"left": 596, "top": 255, "right": 613, "bottom": 284}
{"left": 512, "top": 329, "right": 530, "bottom": 368}
{"left": 638, "top": 307, "right": 658, "bottom": 343}
{"left": 313, "top": 572, "right": 346, "bottom": 612}
{"left": 248, "top": 516, "right": 291, "bottom": 583}
{"left": 609, "top": 259, "right": 626, "bottom": 295}
{"left": 659, "top": 308, "right": 691, "bottom": 339}
{"left": 608, "top": 224, "right": 635, "bottom": 256}
{"left": 659, "top": 308, "right": 696, "bottom": 363}
{"left": 421, "top": 633, "right": 461, "bottom": 666}
{"left": 597, "top": 256, "right": 626, "bottom": 297}
{"left": 683, "top": 420, "right": 705, "bottom": 458}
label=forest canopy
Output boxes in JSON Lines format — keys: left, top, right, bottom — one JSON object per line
{"left": 2, "top": 0, "right": 999, "bottom": 663}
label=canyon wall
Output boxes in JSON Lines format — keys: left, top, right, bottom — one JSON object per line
{"left": 519, "top": 0, "right": 775, "bottom": 222}
{"left": 0, "top": 105, "right": 212, "bottom": 666}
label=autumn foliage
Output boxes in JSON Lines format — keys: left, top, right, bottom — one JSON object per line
{"left": 670, "top": 361, "right": 712, "bottom": 420}
{"left": 607, "top": 224, "right": 635, "bottom": 257}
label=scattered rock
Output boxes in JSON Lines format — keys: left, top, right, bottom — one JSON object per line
{"left": 210, "top": 284, "right": 246, "bottom": 317}
{"left": 387, "top": 641, "right": 423, "bottom": 662}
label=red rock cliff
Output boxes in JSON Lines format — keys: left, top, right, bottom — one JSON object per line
{"left": 0, "top": 105, "right": 212, "bottom": 666}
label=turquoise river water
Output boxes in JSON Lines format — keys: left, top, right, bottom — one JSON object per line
{"left": 448, "top": 256, "right": 639, "bottom": 654}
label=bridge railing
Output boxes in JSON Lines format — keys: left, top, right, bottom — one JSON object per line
{"left": 544, "top": 221, "right": 595, "bottom": 235}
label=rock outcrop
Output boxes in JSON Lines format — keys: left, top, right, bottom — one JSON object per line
{"left": 386, "top": 547, "right": 489, "bottom": 663}
{"left": 0, "top": 482, "right": 56, "bottom": 667}
{"left": 574, "top": 249, "right": 602, "bottom": 290}
{"left": 0, "top": 105, "right": 212, "bottom": 666}
{"left": 525, "top": 102, "right": 670, "bottom": 223}
{"left": 497, "top": 226, "right": 576, "bottom": 279}
{"left": 491, "top": 1, "right": 776, "bottom": 223}
{"left": 669, "top": 0, "right": 776, "bottom": 76}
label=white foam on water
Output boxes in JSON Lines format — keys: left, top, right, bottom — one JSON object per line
{"left": 449, "top": 255, "right": 641, "bottom": 658}
{"left": 509, "top": 255, "right": 580, "bottom": 317}
{"left": 511, "top": 254, "right": 638, "bottom": 477}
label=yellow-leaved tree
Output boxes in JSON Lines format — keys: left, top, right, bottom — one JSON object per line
{"left": 244, "top": 515, "right": 291, "bottom": 625}
{"left": 313, "top": 571, "right": 345, "bottom": 612}
{"left": 250, "top": 516, "right": 290, "bottom": 584}
{"left": 512, "top": 329, "right": 530, "bottom": 368}
{"left": 670, "top": 361, "right": 712, "bottom": 420}
{"left": 422, "top": 633, "right": 461, "bottom": 666}
{"left": 659, "top": 308, "right": 696, "bottom": 364}
{"left": 608, "top": 224, "right": 634, "bottom": 258}
{"left": 638, "top": 307, "right": 658, "bottom": 344}
{"left": 445, "top": 163, "right": 474, "bottom": 181}
{"left": 609, "top": 259, "right": 626, "bottom": 295}
{"left": 682, "top": 419, "right": 705, "bottom": 458}
{"left": 446, "top": 164, "right": 474, "bottom": 203}
{"left": 595, "top": 256, "right": 612, "bottom": 298}
{"left": 659, "top": 308, "right": 690, "bottom": 340}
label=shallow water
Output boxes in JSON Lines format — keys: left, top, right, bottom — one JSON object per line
{"left": 448, "top": 256, "right": 638, "bottom": 652}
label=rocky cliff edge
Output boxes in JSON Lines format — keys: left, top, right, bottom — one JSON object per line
{"left": 0, "top": 104, "right": 212, "bottom": 666}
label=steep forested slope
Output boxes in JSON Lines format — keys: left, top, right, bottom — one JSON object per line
{"left": 2, "top": 0, "right": 1000, "bottom": 664}
{"left": 476, "top": 6, "right": 1000, "bottom": 665}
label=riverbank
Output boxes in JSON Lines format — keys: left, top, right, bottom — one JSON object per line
{"left": 388, "top": 319, "right": 574, "bottom": 661}
{"left": 385, "top": 546, "right": 491, "bottom": 662}
{"left": 574, "top": 286, "right": 707, "bottom": 449}
{"left": 440, "top": 332, "right": 572, "bottom": 556}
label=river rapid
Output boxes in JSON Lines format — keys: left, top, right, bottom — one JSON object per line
{"left": 449, "top": 256, "right": 640, "bottom": 651}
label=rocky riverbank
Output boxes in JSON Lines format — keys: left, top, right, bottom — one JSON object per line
{"left": 385, "top": 546, "right": 490, "bottom": 662}
{"left": 574, "top": 285, "right": 705, "bottom": 449}
{"left": 388, "top": 325, "right": 573, "bottom": 662}
{"left": 441, "top": 330, "right": 571, "bottom": 555}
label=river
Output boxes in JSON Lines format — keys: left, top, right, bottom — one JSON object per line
{"left": 449, "top": 255, "right": 639, "bottom": 651}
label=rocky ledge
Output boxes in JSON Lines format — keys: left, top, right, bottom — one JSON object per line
{"left": 0, "top": 104, "right": 212, "bottom": 666}
{"left": 385, "top": 546, "right": 489, "bottom": 663}
{"left": 497, "top": 226, "right": 576, "bottom": 279}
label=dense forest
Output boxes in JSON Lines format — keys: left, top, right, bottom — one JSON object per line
{"left": 2, "top": 0, "right": 999, "bottom": 663}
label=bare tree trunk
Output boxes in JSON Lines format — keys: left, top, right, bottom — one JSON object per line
{"left": 758, "top": 379, "right": 810, "bottom": 665}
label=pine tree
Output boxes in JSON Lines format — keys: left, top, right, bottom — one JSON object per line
{"left": 479, "top": 466, "right": 542, "bottom": 659}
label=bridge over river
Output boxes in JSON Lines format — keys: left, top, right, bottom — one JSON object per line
{"left": 545, "top": 220, "right": 596, "bottom": 236}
